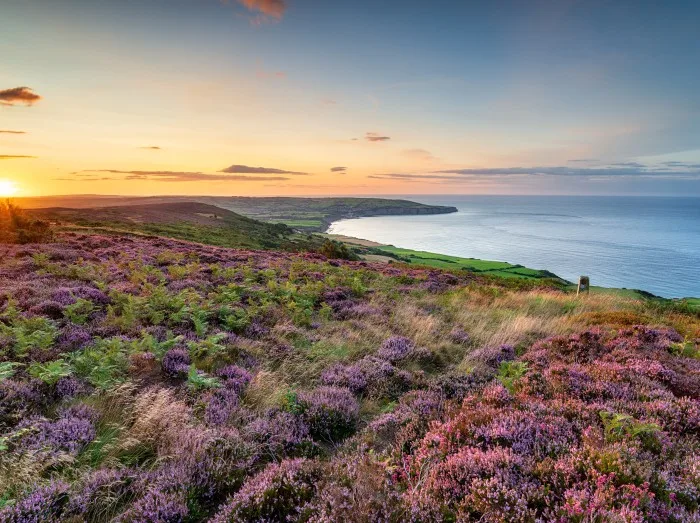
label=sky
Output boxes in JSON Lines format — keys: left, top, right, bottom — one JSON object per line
{"left": 1, "top": 0, "right": 700, "bottom": 197}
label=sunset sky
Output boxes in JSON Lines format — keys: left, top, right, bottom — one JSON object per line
{"left": 1, "top": 0, "right": 699, "bottom": 197}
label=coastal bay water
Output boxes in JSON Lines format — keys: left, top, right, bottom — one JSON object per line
{"left": 327, "top": 196, "right": 700, "bottom": 298}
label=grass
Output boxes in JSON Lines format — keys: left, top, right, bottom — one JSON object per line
{"left": 373, "top": 245, "right": 562, "bottom": 281}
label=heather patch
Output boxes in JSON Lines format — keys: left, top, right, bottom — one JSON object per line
{"left": 0, "top": 232, "right": 697, "bottom": 521}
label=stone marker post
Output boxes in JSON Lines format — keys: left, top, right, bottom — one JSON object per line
{"left": 577, "top": 276, "right": 590, "bottom": 296}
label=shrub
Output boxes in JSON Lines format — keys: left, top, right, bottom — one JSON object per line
{"left": 161, "top": 348, "right": 191, "bottom": 377}
{"left": 377, "top": 335, "right": 415, "bottom": 363}
{"left": 211, "top": 459, "right": 323, "bottom": 523}
{"left": 186, "top": 365, "right": 222, "bottom": 392}
{"left": 27, "top": 359, "right": 72, "bottom": 386}
{"left": 118, "top": 488, "right": 188, "bottom": 523}
{"left": 496, "top": 361, "right": 528, "bottom": 393}
{"left": 216, "top": 365, "right": 253, "bottom": 394}
{"left": 298, "top": 386, "right": 359, "bottom": 442}
{"left": 0, "top": 362, "right": 21, "bottom": 382}
{"left": 0, "top": 481, "right": 69, "bottom": 522}
{"left": 0, "top": 200, "right": 52, "bottom": 245}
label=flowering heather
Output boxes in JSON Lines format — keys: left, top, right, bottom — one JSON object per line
{"left": 216, "top": 365, "right": 252, "bottom": 394}
{"left": 56, "top": 323, "right": 92, "bottom": 352}
{"left": 321, "top": 355, "right": 414, "bottom": 397}
{"left": 0, "top": 232, "right": 697, "bottom": 521}
{"left": 19, "top": 404, "right": 97, "bottom": 454}
{"left": 298, "top": 386, "right": 360, "bottom": 442}
{"left": 161, "top": 348, "right": 191, "bottom": 377}
{"left": 118, "top": 488, "right": 188, "bottom": 523}
{"left": 211, "top": 459, "right": 323, "bottom": 523}
{"left": 377, "top": 335, "right": 415, "bottom": 362}
{"left": 244, "top": 409, "right": 314, "bottom": 459}
{"left": 0, "top": 481, "right": 69, "bottom": 523}
{"left": 56, "top": 376, "right": 87, "bottom": 399}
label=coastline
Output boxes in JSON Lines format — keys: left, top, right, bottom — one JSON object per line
{"left": 324, "top": 221, "right": 700, "bottom": 308}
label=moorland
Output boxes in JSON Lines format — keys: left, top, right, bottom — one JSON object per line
{"left": 0, "top": 199, "right": 698, "bottom": 522}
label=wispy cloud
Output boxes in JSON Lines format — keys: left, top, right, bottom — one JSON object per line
{"left": 54, "top": 176, "right": 116, "bottom": 181}
{"left": 369, "top": 173, "right": 469, "bottom": 182}
{"left": 365, "top": 132, "right": 391, "bottom": 142}
{"left": 330, "top": 166, "right": 347, "bottom": 173}
{"left": 370, "top": 162, "right": 700, "bottom": 185}
{"left": 80, "top": 170, "right": 290, "bottom": 182}
{"left": 227, "top": 0, "right": 286, "bottom": 19}
{"left": 0, "top": 130, "right": 26, "bottom": 134}
{"left": 0, "top": 155, "right": 36, "bottom": 160}
{"left": 255, "top": 69, "right": 286, "bottom": 80}
{"left": 436, "top": 164, "right": 700, "bottom": 178}
{"left": 662, "top": 161, "right": 700, "bottom": 168}
{"left": 0, "top": 87, "right": 42, "bottom": 106}
{"left": 139, "top": 146, "right": 161, "bottom": 150}
{"left": 401, "top": 148, "right": 437, "bottom": 162}
{"left": 220, "top": 164, "right": 308, "bottom": 175}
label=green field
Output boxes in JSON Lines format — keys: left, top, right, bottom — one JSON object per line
{"left": 373, "top": 246, "right": 562, "bottom": 281}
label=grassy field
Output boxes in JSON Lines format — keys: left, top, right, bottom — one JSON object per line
{"left": 356, "top": 245, "right": 564, "bottom": 281}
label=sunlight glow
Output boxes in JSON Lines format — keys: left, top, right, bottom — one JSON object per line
{"left": 0, "top": 180, "right": 19, "bottom": 197}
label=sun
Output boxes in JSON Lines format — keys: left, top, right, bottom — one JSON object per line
{"left": 0, "top": 180, "right": 19, "bottom": 197}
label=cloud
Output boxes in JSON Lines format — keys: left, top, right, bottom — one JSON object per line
{"left": 220, "top": 164, "right": 308, "bottom": 175}
{"left": 256, "top": 69, "right": 286, "bottom": 80}
{"left": 401, "top": 148, "right": 437, "bottom": 162}
{"left": 0, "top": 155, "right": 36, "bottom": 159}
{"left": 662, "top": 161, "right": 700, "bottom": 168}
{"left": 81, "top": 170, "right": 290, "bottom": 182}
{"left": 233, "top": 0, "right": 286, "bottom": 18}
{"left": 330, "top": 166, "right": 347, "bottom": 173}
{"left": 435, "top": 164, "right": 700, "bottom": 178}
{"left": 0, "top": 87, "right": 42, "bottom": 106}
{"left": 610, "top": 162, "right": 645, "bottom": 168}
{"left": 139, "top": 146, "right": 161, "bottom": 150}
{"left": 54, "top": 176, "right": 116, "bottom": 181}
{"left": 369, "top": 173, "right": 470, "bottom": 182}
{"left": 0, "top": 130, "right": 26, "bottom": 134}
{"left": 365, "top": 132, "right": 391, "bottom": 142}
{"left": 369, "top": 162, "right": 700, "bottom": 185}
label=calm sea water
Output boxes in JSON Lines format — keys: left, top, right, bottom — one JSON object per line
{"left": 327, "top": 196, "right": 700, "bottom": 298}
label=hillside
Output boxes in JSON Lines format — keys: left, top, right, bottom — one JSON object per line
{"left": 28, "top": 202, "right": 327, "bottom": 252}
{"left": 18, "top": 195, "right": 458, "bottom": 231}
{"left": 0, "top": 231, "right": 697, "bottom": 521}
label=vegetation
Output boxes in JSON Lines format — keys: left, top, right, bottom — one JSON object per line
{"left": 370, "top": 245, "right": 563, "bottom": 280}
{"left": 28, "top": 202, "right": 324, "bottom": 252}
{"left": 0, "top": 230, "right": 697, "bottom": 521}
{"left": 22, "top": 195, "right": 457, "bottom": 232}
{"left": 0, "top": 200, "right": 52, "bottom": 244}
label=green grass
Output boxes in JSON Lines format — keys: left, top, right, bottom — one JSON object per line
{"left": 269, "top": 219, "right": 325, "bottom": 228}
{"left": 682, "top": 297, "right": 700, "bottom": 311}
{"left": 374, "top": 246, "right": 557, "bottom": 280}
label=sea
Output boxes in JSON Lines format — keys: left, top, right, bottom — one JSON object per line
{"left": 327, "top": 196, "right": 700, "bottom": 299}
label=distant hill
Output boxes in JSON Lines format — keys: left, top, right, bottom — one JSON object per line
{"left": 18, "top": 195, "right": 458, "bottom": 231}
{"left": 28, "top": 201, "right": 326, "bottom": 251}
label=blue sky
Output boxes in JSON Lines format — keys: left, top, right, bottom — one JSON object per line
{"left": 1, "top": 0, "right": 699, "bottom": 196}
